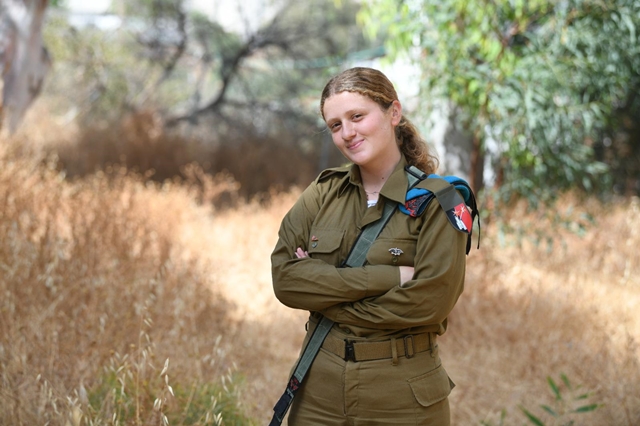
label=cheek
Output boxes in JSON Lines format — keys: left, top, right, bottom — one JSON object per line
{"left": 331, "top": 133, "right": 344, "bottom": 148}
{"left": 378, "top": 117, "right": 393, "bottom": 133}
{"left": 361, "top": 117, "right": 383, "bottom": 135}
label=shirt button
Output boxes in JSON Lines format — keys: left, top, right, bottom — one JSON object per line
{"left": 341, "top": 327, "right": 352, "bottom": 334}
{"left": 311, "top": 242, "right": 318, "bottom": 248}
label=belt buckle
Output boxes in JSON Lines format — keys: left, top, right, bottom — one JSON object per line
{"left": 403, "top": 335, "right": 415, "bottom": 358}
{"left": 344, "top": 340, "right": 356, "bottom": 362}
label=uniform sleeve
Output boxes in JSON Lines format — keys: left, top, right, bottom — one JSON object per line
{"left": 319, "top": 201, "right": 467, "bottom": 330}
{"left": 272, "top": 181, "right": 400, "bottom": 312}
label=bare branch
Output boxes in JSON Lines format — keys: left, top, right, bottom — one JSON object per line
{"left": 155, "top": 4, "right": 187, "bottom": 85}
{"left": 165, "top": 12, "right": 289, "bottom": 127}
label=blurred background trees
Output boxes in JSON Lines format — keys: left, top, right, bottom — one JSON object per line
{"left": 2, "top": 0, "right": 640, "bottom": 206}
{"left": 33, "top": 0, "right": 384, "bottom": 197}
{"left": 360, "top": 0, "right": 640, "bottom": 208}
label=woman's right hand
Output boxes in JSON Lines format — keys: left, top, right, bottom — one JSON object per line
{"left": 295, "top": 247, "right": 309, "bottom": 258}
{"left": 399, "top": 266, "right": 414, "bottom": 287}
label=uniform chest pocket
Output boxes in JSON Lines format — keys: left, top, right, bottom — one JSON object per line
{"left": 366, "top": 238, "right": 416, "bottom": 266}
{"left": 308, "top": 228, "right": 345, "bottom": 264}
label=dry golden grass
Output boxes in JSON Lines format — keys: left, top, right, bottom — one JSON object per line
{"left": 444, "top": 200, "right": 640, "bottom": 425}
{"left": 201, "top": 192, "right": 640, "bottom": 426}
{"left": 0, "top": 140, "right": 248, "bottom": 424}
{"left": 1, "top": 109, "right": 639, "bottom": 425}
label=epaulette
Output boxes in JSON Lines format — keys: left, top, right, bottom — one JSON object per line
{"left": 315, "top": 165, "right": 350, "bottom": 183}
{"left": 399, "top": 167, "right": 480, "bottom": 254}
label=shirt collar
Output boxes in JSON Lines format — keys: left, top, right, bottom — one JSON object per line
{"left": 338, "top": 156, "right": 409, "bottom": 203}
{"left": 336, "top": 166, "right": 359, "bottom": 197}
{"left": 379, "top": 156, "right": 409, "bottom": 204}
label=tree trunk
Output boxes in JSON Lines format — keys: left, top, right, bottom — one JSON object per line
{"left": 0, "top": 0, "right": 50, "bottom": 134}
{"left": 469, "top": 132, "right": 485, "bottom": 195}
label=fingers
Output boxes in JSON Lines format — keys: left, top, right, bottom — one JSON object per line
{"left": 295, "top": 247, "right": 309, "bottom": 258}
{"left": 399, "top": 266, "right": 415, "bottom": 287}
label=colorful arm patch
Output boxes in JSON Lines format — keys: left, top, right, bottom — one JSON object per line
{"left": 446, "top": 202, "right": 473, "bottom": 234}
{"left": 398, "top": 175, "right": 476, "bottom": 235}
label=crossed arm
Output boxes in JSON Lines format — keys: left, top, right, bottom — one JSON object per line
{"left": 272, "top": 185, "right": 467, "bottom": 331}
{"left": 294, "top": 247, "right": 415, "bottom": 286}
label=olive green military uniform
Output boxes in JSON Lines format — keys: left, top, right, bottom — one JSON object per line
{"left": 271, "top": 156, "right": 468, "bottom": 425}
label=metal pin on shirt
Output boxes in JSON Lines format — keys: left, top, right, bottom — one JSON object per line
{"left": 389, "top": 247, "right": 403, "bottom": 264}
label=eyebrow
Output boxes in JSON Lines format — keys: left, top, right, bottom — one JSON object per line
{"left": 325, "top": 108, "right": 363, "bottom": 123}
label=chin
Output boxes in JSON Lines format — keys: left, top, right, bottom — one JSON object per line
{"left": 345, "top": 152, "right": 370, "bottom": 166}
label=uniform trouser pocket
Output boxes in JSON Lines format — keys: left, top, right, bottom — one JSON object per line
{"left": 408, "top": 363, "right": 455, "bottom": 407}
{"left": 353, "top": 349, "right": 453, "bottom": 425}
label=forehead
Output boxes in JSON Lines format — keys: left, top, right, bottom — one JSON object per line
{"left": 322, "top": 91, "right": 380, "bottom": 119}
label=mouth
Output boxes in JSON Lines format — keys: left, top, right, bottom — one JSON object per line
{"left": 347, "top": 139, "right": 364, "bottom": 150}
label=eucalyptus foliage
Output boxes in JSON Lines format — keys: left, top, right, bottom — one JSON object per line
{"left": 359, "top": 0, "right": 640, "bottom": 204}
{"left": 43, "top": 0, "right": 372, "bottom": 129}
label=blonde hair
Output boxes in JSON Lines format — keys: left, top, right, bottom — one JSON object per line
{"left": 320, "top": 67, "right": 438, "bottom": 174}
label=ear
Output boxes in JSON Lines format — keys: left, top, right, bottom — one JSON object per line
{"left": 390, "top": 100, "right": 402, "bottom": 126}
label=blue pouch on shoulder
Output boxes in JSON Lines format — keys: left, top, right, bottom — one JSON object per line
{"left": 399, "top": 174, "right": 472, "bottom": 217}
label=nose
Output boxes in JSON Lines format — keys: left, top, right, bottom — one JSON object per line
{"left": 341, "top": 122, "right": 355, "bottom": 141}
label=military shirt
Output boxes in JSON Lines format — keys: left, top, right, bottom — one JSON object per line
{"left": 271, "top": 156, "right": 467, "bottom": 341}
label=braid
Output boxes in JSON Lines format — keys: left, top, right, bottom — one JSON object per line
{"left": 321, "top": 67, "right": 438, "bottom": 175}
{"left": 396, "top": 117, "right": 439, "bottom": 174}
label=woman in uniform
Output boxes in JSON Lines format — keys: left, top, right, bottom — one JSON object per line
{"left": 271, "top": 67, "right": 471, "bottom": 425}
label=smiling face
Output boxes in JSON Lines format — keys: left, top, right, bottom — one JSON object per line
{"left": 322, "top": 91, "right": 402, "bottom": 171}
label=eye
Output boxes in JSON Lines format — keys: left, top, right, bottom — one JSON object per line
{"left": 352, "top": 113, "right": 363, "bottom": 120}
{"left": 329, "top": 122, "right": 341, "bottom": 132}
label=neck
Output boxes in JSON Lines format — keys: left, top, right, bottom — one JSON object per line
{"left": 360, "top": 151, "right": 401, "bottom": 194}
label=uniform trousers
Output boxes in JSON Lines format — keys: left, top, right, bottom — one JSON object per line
{"left": 287, "top": 340, "right": 453, "bottom": 425}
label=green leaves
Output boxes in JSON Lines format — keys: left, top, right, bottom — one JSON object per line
{"left": 549, "top": 375, "right": 563, "bottom": 400}
{"left": 519, "top": 374, "right": 601, "bottom": 425}
{"left": 359, "top": 0, "right": 640, "bottom": 209}
{"left": 482, "top": 373, "right": 600, "bottom": 425}
{"left": 520, "top": 406, "right": 546, "bottom": 426}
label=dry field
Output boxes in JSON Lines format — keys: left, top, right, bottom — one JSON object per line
{"left": 1, "top": 116, "right": 639, "bottom": 425}
{"left": 205, "top": 191, "right": 640, "bottom": 426}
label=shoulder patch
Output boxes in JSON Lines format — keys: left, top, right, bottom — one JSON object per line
{"left": 433, "top": 184, "right": 472, "bottom": 234}
{"left": 444, "top": 202, "right": 473, "bottom": 234}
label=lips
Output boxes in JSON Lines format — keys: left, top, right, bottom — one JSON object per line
{"left": 347, "top": 139, "right": 364, "bottom": 150}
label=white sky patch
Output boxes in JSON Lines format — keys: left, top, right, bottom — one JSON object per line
{"left": 188, "top": 0, "right": 276, "bottom": 34}
{"left": 65, "top": 0, "right": 111, "bottom": 14}
{"left": 64, "top": 0, "right": 275, "bottom": 34}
